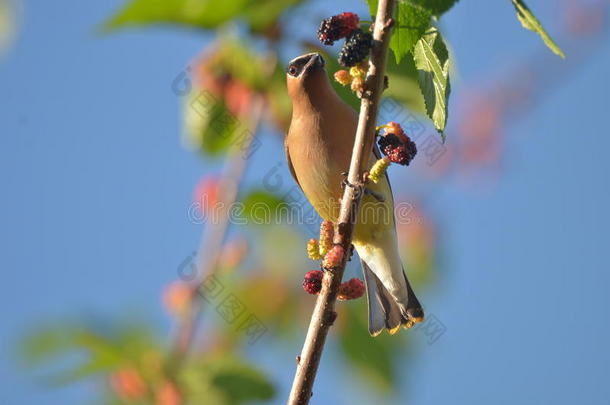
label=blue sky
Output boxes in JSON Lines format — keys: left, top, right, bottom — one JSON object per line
{"left": 1, "top": 1, "right": 609, "bottom": 404}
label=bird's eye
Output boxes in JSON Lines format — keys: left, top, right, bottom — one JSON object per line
{"left": 288, "top": 65, "right": 299, "bottom": 76}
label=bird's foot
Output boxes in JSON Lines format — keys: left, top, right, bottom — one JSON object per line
{"left": 340, "top": 172, "right": 352, "bottom": 189}
{"left": 340, "top": 172, "right": 364, "bottom": 199}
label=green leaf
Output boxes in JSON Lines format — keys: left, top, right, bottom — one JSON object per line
{"left": 104, "top": 0, "right": 250, "bottom": 31}
{"left": 510, "top": 0, "right": 565, "bottom": 58}
{"left": 368, "top": 0, "right": 433, "bottom": 64}
{"left": 390, "top": 2, "right": 432, "bottom": 64}
{"left": 367, "top": 0, "right": 458, "bottom": 17}
{"left": 366, "top": 1, "right": 433, "bottom": 63}
{"left": 385, "top": 52, "right": 426, "bottom": 114}
{"left": 410, "top": 0, "right": 459, "bottom": 15}
{"left": 413, "top": 29, "right": 450, "bottom": 139}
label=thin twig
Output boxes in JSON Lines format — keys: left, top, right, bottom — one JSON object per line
{"left": 286, "top": 1, "right": 396, "bottom": 404}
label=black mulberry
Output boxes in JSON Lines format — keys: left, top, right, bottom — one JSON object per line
{"left": 338, "top": 29, "right": 372, "bottom": 67}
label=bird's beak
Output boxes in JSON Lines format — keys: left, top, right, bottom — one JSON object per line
{"left": 302, "top": 53, "right": 325, "bottom": 75}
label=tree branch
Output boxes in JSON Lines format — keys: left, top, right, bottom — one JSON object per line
{"left": 287, "top": 1, "right": 396, "bottom": 403}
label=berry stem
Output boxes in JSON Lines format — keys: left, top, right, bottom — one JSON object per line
{"left": 286, "top": 1, "right": 397, "bottom": 404}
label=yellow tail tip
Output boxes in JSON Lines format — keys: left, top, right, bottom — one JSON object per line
{"left": 403, "top": 316, "right": 424, "bottom": 330}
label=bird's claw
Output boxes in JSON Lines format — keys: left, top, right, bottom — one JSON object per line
{"left": 341, "top": 178, "right": 355, "bottom": 190}
{"left": 341, "top": 172, "right": 362, "bottom": 192}
{"left": 341, "top": 172, "right": 372, "bottom": 201}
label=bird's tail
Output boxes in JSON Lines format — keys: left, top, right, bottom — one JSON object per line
{"left": 361, "top": 259, "right": 424, "bottom": 336}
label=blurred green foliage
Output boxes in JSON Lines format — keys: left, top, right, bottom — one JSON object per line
{"left": 104, "top": 0, "right": 303, "bottom": 34}
{"left": 20, "top": 321, "right": 159, "bottom": 384}
{"left": 180, "top": 355, "right": 275, "bottom": 404}
{"left": 338, "top": 303, "right": 407, "bottom": 391}
{"left": 20, "top": 320, "right": 275, "bottom": 404}
{"left": 184, "top": 94, "right": 239, "bottom": 156}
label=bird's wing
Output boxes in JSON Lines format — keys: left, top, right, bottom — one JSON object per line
{"left": 284, "top": 139, "right": 303, "bottom": 193}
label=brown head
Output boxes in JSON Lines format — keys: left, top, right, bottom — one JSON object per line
{"left": 286, "top": 53, "right": 337, "bottom": 111}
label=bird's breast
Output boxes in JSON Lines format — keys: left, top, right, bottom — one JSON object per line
{"left": 289, "top": 134, "right": 344, "bottom": 221}
{"left": 287, "top": 104, "right": 356, "bottom": 222}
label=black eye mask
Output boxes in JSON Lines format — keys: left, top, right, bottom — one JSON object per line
{"left": 287, "top": 63, "right": 301, "bottom": 76}
{"left": 286, "top": 54, "right": 325, "bottom": 77}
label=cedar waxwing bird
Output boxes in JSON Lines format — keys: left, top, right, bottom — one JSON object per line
{"left": 284, "top": 52, "right": 424, "bottom": 336}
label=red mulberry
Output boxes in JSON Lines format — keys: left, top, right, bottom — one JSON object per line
{"left": 317, "top": 12, "right": 360, "bottom": 45}
{"left": 303, "top": 270, "right": 324, "bottom": 295}
{"left": 322, "top": 245, "right": 344, "bottom": 269}
{"left": 338, "top": 278, "right": 365, "bottom": 300}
